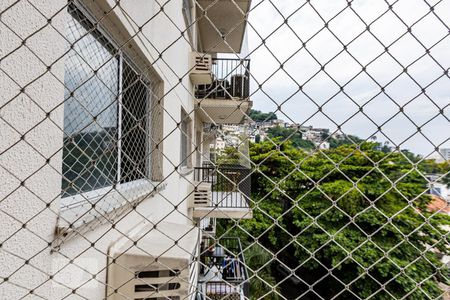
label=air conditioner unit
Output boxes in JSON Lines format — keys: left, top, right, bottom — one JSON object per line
{"left": 192, "top": 181, "right": 212, "bottom": 207}
{"left": 230, "top": 74, "right": 250, "bottom": 99}
{"left": 106, "top": 222, "right": 199, "bottom": 300}
{"left": 107, "top": 265, "right": 184, "bottom": 300}
{"left": 189, "top": 52, "right": 213, "bottom": 85}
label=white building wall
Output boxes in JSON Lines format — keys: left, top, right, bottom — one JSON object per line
{"left": 430, "top": 182, "right": 450, "bottom": 201}
{"left": 1, "top": 0, "right": 67, "bottom": 298}
{"left": 0, "top": 0, "right": 198, "bottom": 299}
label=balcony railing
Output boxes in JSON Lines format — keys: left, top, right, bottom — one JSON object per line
{"left": 194, "top": 164, "right": 251, "bottom": 208}
{"left": 200, "top": 237, "right": 250, "bottom": 298}
{"left": 195, "top": 58, "right": 250, "bottom": 101}
{"left": 204, "top": 281, "right": 242, "bottom": 299}
{"left": 200, "top": 217, "right": 216, "bottom": 235}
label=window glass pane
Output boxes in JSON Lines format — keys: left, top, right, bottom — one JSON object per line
{"left": 61, "top": 5, "right": 119, "bottom": 197}
{"left": 182, "top": 0, "right": 193, "bottom": 43}
{"left": 180, "top": 111, "right": 189, "bottom": 167}
{"left": 120, "top": 62, "right": 150, "bottom": 182}
{"left": 183, "top": 0, "right": 193, "bottom": 25}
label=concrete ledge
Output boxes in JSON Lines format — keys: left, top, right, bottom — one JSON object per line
{"left": 193, "top": 207, "right": 253, "bottom": 219}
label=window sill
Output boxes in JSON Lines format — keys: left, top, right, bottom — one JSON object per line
{"left": 54, "top": 179, "right": 166, "bottom": 245}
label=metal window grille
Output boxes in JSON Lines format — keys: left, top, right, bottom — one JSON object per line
{"left": 61, "top": 3, "right": 120, "bottom": 197}
{"left": 62, "top": 3, "right": 153, "bottom": 198}
{"left": 1, "top": 0, "right": 450, "bottom": 300}
{"left": 181, "top": 109, "right": 192, "bottom": 168}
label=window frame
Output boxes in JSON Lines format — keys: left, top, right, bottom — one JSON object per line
{"left": 182, "top": 0, "right": 195, "bottom": 48}
{"left": 119, "top": 57, "right": 153, "bottom": 184}
{"left": 195, "top": 130, "right": 202, "bottom": 167}
{"left": 60, "top": 2, "right": 156, "bottom": 210}
{"left": 180, "top": 109, "right": 192, "bottom": 169}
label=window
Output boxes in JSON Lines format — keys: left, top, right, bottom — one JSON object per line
{"left": 180, "top": 110, "right": 192, "bottom": 168}
{"left": 196, "top": 130, "right": 202, "bottom": 167}
{"left": 61, "top": 4, "right": 153, "bottom": 198}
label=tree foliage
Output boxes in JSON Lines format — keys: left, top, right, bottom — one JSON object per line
{"left": 243, "top": 244, "right": 280, "bottom": 300}
{"left": 328, "top": 135, "right": 364, "bottom": 148}
{"left": 444, "top": 173, "right": 450, "bottom": 188}
{"left": 221, "top": 141, "right": 450, "bottom": 299}
{"left": 249, "top": 109, "right": 278, "bottom": 122}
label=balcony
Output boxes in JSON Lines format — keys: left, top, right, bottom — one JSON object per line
{"left": 199, "top": 217, "right": 216, "bottom": 237}
{"left": 195, "top": 0, "right": 251, "bottom": 53}
{"left": 198, "top": 237, "right": 250, "bottom": 299}
{"left": 192, "top": 164, "right": 252, "bottom": 219}
{"left": 195, "top": 58, "right": 252, "bottom": 124}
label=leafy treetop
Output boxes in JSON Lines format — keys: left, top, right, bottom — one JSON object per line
{"left": 220, "top": 140, "right": 450, "bottom": 299}
{"left": 249, "top": 109, "right": 278, "bottom": 122}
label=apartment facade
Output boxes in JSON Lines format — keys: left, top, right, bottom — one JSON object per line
{"left": 1, "top": 0, "right": 252, "bottom": 299}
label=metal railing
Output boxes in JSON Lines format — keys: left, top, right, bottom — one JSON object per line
{"left": 218, "top": 238, "right": 249, "bottom": 287}
{"left": 194, "top": 165, "right": 251, "bottom": 208}
{"left": 199, "top": 217, "right": 216, "bottom": 235}
{"left": 200, "top": 237, "right": 250, "bottom": 297}
{"left": 204, "top": 281, "right": 241, "bottom": 299}
{"left": 195, "top": 58, "right": 250, "bottom": 100}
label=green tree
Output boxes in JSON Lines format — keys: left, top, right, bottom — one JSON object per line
{"left": 328, "top": 135, "right": 364, "bottom": 148}
{"left": 223, "top": 141, "right": 450, "bottom": 299}
{"left": 443, "top": 173, "right": 450, "bottom": 188}
{"left": 217, "top": 146, "right": 241, "bottom": 165}
{"left": 255, "top": 134, "right": 261, "bottom": 143}
{"left": 249, "top": 109, "right": 278, "bottom": 122}
{"left": 244, "top": 244, "right": 280, "bottom": 300}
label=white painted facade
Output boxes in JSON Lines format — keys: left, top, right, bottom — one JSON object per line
{"left": 427, "top": 174, "right": 450, "bottom": 201}
{"left": 0, "top": 0, "right": 252, "bottom": 299}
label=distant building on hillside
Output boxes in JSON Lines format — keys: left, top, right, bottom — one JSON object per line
{"left": 429, "top": 148, "right": 450, "bottom": 163}
{"left": 302, "top": 128, "right": 329, "bottom": 144}
{"left": 427, "top": 196, "right": 450, "bottom": 215}
{"left": 439, "top": 148, "right": 450, "bottom": 161}
{"left": 214, "top": 137, "right": 226, "bottom": 151}
{"left": 271, "top": 119, "right": 288, "bottom": 127}
{"left": 427, "top": 174, "right": 450, "bottom": 200}
{"left": 317, "top": 141, "right": 330, "bottom": 150}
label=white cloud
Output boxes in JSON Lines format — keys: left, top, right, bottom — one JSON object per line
{"left": 246, "top": 0, "right": 450, "bottom": 155}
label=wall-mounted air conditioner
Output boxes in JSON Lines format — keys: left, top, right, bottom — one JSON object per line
{"left": 192, "top": 182, "right": 212, "bottom": 207}
{"left": 230, "top": 74, "right": 250, "bottom": 99}
{"left": 106, "top": 222, "right": 199, "bottom": 300}
{"left": 107, "top": 264, "right": 184, "bottom": 300}
{"left": 189, "top": 52, "right": 212, "bottom": 85}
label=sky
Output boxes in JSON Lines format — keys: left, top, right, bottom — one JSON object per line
{"left": 241, "top": 0, "right": 450, "bottom": 156}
